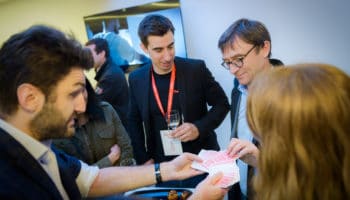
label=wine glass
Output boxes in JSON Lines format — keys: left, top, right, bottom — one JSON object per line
{"left": 166, "top": 110, "right": 180, "bottom": 130}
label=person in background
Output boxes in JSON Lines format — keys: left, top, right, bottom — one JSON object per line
{"left": 127, "top": 14, "right": 230, "bottom": 188}
{"left": 94, "top": 18, "right": 149, "bottom": 72}
{"left": 217, "top": 18, "right": 283, "bottom": 199}
{"left": 0, "top": 25, "right": 227, "bottom": 200}
{"left": 53, "top": 79, "right": 135, "bottom": 168}
{"left": 228, "top": 64, "right": 350, "bottom": 199}
{"left": 85, "top": 38, "right": 129, "bottom": 127}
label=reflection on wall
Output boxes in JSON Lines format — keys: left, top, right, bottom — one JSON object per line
{"left": 84, "top": 0, "right": 186, "bottom": 73}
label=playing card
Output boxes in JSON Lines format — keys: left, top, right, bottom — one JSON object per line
{"left": 209, "top": 163, "right": 240, "bottom": 188}
{"left": 202, "top": 150, "right": 235, "bottom": 168}
{"left": 191, "top": 149, "right": 240, "bottom": 188}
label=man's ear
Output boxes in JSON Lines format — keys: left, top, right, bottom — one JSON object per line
{"left": 140, "top": 43, "right": 149, "bottom": 54}
{"left": 262, "top": 40, "right": 271, "bottom": 58}
{"left": 17, "top": 84, "right": 44, "bottom": 113}
{"left": 100, "top": 50, "right": 106, "bottom": 58}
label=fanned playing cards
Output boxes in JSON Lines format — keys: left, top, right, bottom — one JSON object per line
{"left": 191, "top": 149, "right": 240, "bottom": 188}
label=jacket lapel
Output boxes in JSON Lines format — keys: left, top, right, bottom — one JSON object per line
{"left": 140, "top": 64, "right": 151, "bottom": 128}
{"left": 0, "top": 129, "right": 62, "bottom": 199}
{"left": 174, "top": 58, "right": 187, "bottom": 122}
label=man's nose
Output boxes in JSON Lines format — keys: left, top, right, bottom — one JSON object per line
{"left": 229, "top": 65, "right": 240, "bottom": 74}
{"left": 163, "top": 49, "right": 173, "bottom": 61}
{"left": 75, "top": 93, "right": 86, "bottom": 113}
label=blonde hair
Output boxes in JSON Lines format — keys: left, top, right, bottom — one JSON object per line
{"left": 247, "top": 64, "right": 350, "bottom": 199}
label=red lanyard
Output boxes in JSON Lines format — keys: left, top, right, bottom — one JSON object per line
{"left": 151, "top": 65, "right": 176, "bottom": 121}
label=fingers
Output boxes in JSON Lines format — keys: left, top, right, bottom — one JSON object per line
{"left": 190, "top": 168, "right": 206, "bottom": 176}
{"left": 182, "top": 152, "right": 203, "bottom": 163}
{"left": 170, "top": 124, "right": 186, "bottom": 137}
{"left": 209, "top": 172, "right": 224, "bottom": 185}
{"left": 170, "top": 123, "right": 199, "bottom": 142}
{"left": 227, "top": 138, "right": 242, "bottom": 157}
{"left": 226, "top": 138, "right": 238, "bottom": 153}
{"left": 227, "top": 138, "right": 257, "bottom": 158}
{"left": 178, "top": 132, "right": 190, "bottom": 142}
{"left": 209, "top": 173, "right": 229, "bottom": 196}
{"left": 237, "top": 147, "right": 250, "bottom": 158}
{"left": 111, "top": 144, "right": 120, "bottom": 152}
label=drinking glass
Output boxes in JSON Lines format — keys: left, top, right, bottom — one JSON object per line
{"left": 166, "top": 110, "right": 180, "bottom": 130}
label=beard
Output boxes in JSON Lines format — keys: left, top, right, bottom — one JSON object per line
{"left": 29, "top": 102, "right": 75, "bottom": 141}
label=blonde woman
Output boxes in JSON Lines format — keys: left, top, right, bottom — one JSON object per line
{"left": 227, "top": 64, "right": 350, "bottom": 199}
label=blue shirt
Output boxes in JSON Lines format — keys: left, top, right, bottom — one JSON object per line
{"left": 236, "top": 84, "right": 253, "bottom": 196}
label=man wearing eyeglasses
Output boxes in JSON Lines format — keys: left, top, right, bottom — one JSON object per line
{"left": 218, "top": 18, "right": 283, "bottom": 200}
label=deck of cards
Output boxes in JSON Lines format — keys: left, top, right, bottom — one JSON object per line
{"left": 191, "top": 149, "right": 240, "bottom": 188}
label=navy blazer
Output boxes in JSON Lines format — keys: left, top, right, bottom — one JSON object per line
{"left": 0, "top": 128, "right": 81, "bottom": 199}
{"left": 127, "top": 57, "right": 230, "bottom": 164}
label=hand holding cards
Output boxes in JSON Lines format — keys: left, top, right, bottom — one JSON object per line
{"left": 191, "top": 149, "right": 240, "bottom": 188}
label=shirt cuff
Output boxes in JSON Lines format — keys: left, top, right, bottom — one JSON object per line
{"left": 76, "top": 160, "right": 100, "bottom": 197}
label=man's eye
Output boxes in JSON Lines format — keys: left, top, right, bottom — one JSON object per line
{"left": 236, "top": 57, "right": 244, "bottom": 62}
{"left": 70, "top": 88, "right": 84, "bottom": 98}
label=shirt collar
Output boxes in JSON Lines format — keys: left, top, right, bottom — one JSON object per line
{"left": 237, "top": 84, "right": 248, "bottom": 95}
{"left": 0, "top": 118, "right": 50, "bottom": 160}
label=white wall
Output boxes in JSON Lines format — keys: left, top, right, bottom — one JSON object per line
{"left": 1, "top": 0, "right": 349, "bottom": 150}
{"left": 0, "top": 0, "right": 159, "bottom": 86}
{"left": 180, "top": 0, "right": 350, "bottom": 149}
{"left": 0, "top": 0, "right": 159, "bottom": 45}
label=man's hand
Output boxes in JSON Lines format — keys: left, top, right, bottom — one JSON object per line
{"left": 190, "top": 172, "right": 228, "bottom": 200}
{"left": 226, "top": 138, "right": 259, "bottom": 167}
{"left": 170, "top": 122, "right": 199, "bottom": 142}
{"left": 108, "top": 144, "right": 121, "bottom": 164}
{"left": 160, "top": 153, "right": 204, "bottom": 182}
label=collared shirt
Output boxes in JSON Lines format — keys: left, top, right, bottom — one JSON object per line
{"left": 0, "top": 118, "right": 99, "bottom": 199}
{"left": 236, "top": 84, "right": 253, "bottom": 197}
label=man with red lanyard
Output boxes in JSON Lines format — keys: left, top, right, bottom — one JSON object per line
{"left": 127, "top": 14, "right": 230, "bottom": 188}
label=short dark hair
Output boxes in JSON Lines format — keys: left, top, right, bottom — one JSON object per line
{"left": 138, "top": 14, "right": 175, "bottom": 47}
{"left": 85, "top": 37, "right": 110, "bottom": 58}
{"left": 218, "top": 18, "right": 272, "bottom": 57}
{"left": 0, "top": 25, "right": 93, "bottom": 117}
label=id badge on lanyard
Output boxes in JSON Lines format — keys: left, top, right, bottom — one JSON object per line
{"left": 151, "top": 65, "right": 183, "bottom": 156}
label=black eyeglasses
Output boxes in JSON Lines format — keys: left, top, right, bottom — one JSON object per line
{"left": 221, "top": 45, "right": 256, "bottom": 70}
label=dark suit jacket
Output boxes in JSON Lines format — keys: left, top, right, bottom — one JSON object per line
{"left": 229, "top": 60, "right": 283, "bottom": 199}
{"left": 0, "top": 128, "right": 81, "bottom": 199}
{"left": 127, "top": 57, "right": 230, "bottom": 164}
{"left": 95, "top": 58, "right": 129, "bottom": 127}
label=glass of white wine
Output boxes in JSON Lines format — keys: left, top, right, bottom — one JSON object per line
{"left": 166, "top": 110, "right": 180, "bottom": 130}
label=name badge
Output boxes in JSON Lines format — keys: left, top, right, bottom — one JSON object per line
{"left": 160, "top": 130, "right": 183, "bottom": 156}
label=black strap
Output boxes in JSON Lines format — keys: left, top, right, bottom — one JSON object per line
{"left": 154, "top": 163, "right": 162, "bottom": 184}
{"left": 230, "top": 78, "right": 241, "bottom": 139}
